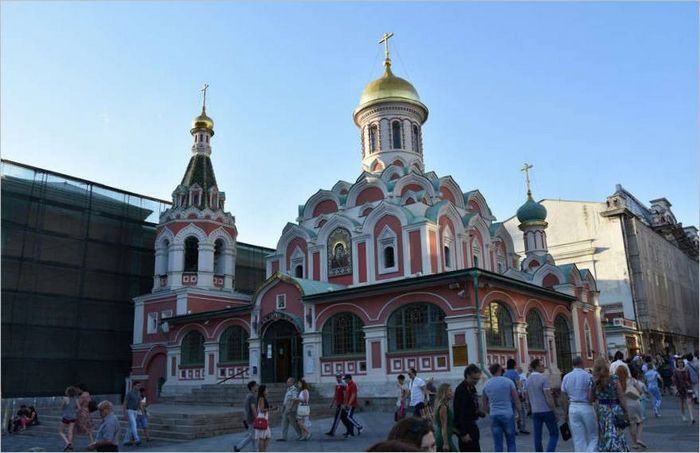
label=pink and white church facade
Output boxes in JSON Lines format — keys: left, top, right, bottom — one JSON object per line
{"left": 130, "top": 40, "right": 606, "bottom": 398}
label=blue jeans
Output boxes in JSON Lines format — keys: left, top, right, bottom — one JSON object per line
{"left": 532, "top": 411, "right": 558, "bottom": 452}
{"left": 490, "top": 414, "right": 516, "bottom": 452}
{"left": 122, "top": 409, "right": 140, "bottom": 444}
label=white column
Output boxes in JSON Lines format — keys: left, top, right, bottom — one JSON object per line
{"left": 302, "top": 332, "right": 322, "bottom": 383}
{"left": 363, "top": 325, "right": 388, "bottom": 382}
{"left": 204, "top": 341, "right": 219, "bottom": 384}
{"left": 544, "top": 326, "right": 561, "bottom": 387}
{"left": 224, "top": 249, "right": 235, "bottom": 289}
{"left": 464, "top": 314, "right": 484, "bottom": 371}
{"left": 513, "top": 322, "right": 529, "bottom": 368}
{"left": 170, "top": 244, "right": 184, "bottom": 289}
{"left": 249, "top": 338, "right": 262, "bottom": 380}
{"left": 161, "top": 345, "right": 180, "bottom": 396}
{"left": 445, "top": 315, "right": 472, "bottom": 379}
{"left": 420, "top": 227, "right": 431, "bottom": 275}
{"left": 198, "top": 243, "right": 215, "bottom": 288}
{"left": 133, "top": 300, "right": 145, "bottom": 344}
{"left": 570, "top": 303, "right": 583, "bottom": 357}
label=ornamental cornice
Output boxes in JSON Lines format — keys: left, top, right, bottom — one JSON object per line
{"left": 160, "top": 206, "right": 235, "bottom": 225}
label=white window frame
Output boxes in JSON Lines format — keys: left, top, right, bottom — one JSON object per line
{"left": 378, "top": 226, "right": 398, "bottom": 274}
{"left": 471, "top": 239, "right": 482, "bottom": 268}
{"left": 161, "top": 309, "right": 173, "bottom": 320}
{"left": 290, "top": 247, "right": 304, "bottom": 278}
{"left": 147, "top": 312, "right": 159, "bottom": 334}
{"left": 442, "top": 229, "right": 455, "bottom": 270}
{"left": 276, "top": 294, "right": 287, "bottom": 310}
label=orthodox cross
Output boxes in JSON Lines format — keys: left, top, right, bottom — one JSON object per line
{"left": 378, "top": 32, "right": 394, "bottom": 61}
{"left": 200, "top": 83, "right": 209, "bottom": 111}
{"left": 521, "top": 163, "right": 534, "bottom": 197}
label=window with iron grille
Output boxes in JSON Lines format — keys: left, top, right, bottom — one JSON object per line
{"left": 322, "top": 313, "right": 365, "bottom": 356}
{"left": 219, "top": 326, "right": 249, "bottom": 363}
{"left": 526, "top": 309, "right": 545, "bottom": 349}
{"left": 181, "top": 330, "right": 205, "bottom": 366}
{"left": 388, "top": 303, "right": 447, "bottom": 352}
{"left": 485, "top": 302, "right": 514, "bottom": 348}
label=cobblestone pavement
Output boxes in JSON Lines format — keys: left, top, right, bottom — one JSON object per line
{"left": 2, "top": 395, "right": 698, "bottom": 452}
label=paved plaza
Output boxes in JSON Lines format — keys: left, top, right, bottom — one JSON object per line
{"left": 2, "top": 395, "right": 698, "bottom": 452}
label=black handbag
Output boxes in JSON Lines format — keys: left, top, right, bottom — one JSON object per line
{"left": 559, "top": 422, "right": 572, "bottom": 441}
{"left": 614, "top": 412, "right": 629, "bottom": 429}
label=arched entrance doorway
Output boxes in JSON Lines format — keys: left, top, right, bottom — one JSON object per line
{"left": 554, "top": 315, "right": 573, "bottom": 373}
{"left": 261, "top": 320, "right": 302, "bottom": 383}
{"left": 145, "top": 352, "right": 167, "bottom": 402}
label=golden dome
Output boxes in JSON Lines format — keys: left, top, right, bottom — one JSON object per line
{"left": 359, "top": 63, "right": 421, "bottom": 106}
{"left": 191, "top": 109, "right": 214, "bottom": 135}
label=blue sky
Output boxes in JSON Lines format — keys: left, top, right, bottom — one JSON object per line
{"left": 2, "top": 2, "right": 697, "bottom": 248}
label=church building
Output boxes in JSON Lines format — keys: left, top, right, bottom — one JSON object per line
{"left": 130, "top": 36, "right": 606, "bottom": 398}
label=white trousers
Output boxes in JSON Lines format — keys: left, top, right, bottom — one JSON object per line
{"left": 569, "top": 402, "right": 598, "bottom": 452}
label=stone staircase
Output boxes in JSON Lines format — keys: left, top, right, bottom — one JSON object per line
{"left": 7, "top": 383, "right": 336, "bottom": 443}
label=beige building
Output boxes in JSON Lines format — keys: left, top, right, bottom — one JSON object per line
{"left": 504, "top": 184, "right": 698, "bottom": 357}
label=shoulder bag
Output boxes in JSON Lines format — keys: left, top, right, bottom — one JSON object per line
{"left": 253, "top": 413, "right": 268, "bottom": 430}
{"left": 625, "top": 381, "right": 640, "bottom": 400}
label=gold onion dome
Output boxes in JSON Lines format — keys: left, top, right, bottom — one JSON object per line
{"left": 354, "top": 60, "right": 428, "bottom": 125}
{"left": 191, "top": 109, "right": 214, "bottom": 135}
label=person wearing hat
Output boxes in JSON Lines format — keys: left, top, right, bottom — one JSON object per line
{"left": 325, "top": 374, "right": 346, "bottom": 436}
{"left": 340, "top": 374, "right": 363, "bottom": 438}
{"left": 87, "top": 401, "right": 119, "bottom": 452}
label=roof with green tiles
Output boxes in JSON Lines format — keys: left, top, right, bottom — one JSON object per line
{"left": 180, "top": 154, "right": 218, "bottom": 193}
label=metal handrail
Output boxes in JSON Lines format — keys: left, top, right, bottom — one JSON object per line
{"left": 216, "top": 367, "right": 249, "bottom": 385}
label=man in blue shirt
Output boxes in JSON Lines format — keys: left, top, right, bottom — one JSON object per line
{"left": 482, "top": 363, "right": 521, "bottom": 452}
{"left": 504, "top": 359, "right": 529, "bottom": 435}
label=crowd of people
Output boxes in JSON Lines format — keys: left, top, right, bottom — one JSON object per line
{"left": 369, "top": 351, "right": 698, "bottom": 452}
{"left": 34, "top": 349, "right": 695, "bottom": 452}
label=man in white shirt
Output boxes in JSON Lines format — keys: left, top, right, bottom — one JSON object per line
{"left": 609, "top": 351, "right": 630, "bottom": 376}
{"left": 561, "top": 356, "right": 597, "bottom": 452}
{"left": 408, "top": 367, "right": 427, "bottom": 417}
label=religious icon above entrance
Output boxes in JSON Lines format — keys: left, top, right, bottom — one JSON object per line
{"left": 328, "top": 227, "right": 352, "bottom": 276}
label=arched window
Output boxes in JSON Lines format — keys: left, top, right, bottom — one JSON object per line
{"left": 384, "top": 246, "right": 395, "bottom": 269}
{"left": 181, "top": 330, "right": 205, "bottom": 366}
{"left": 526, "top": 310, "right": 545, "bottom": 350}
{"left": 388, "top": 303, "right": 447, "bottom": 352}
{"left": 555, "top": 315, "right": 573, "bottom": 372}
{"left": 219, "top": 326, "right": 249, "bottom": 363}
{"left": 369, "top": 124, "right": 378, "bottom": 153}
{"left": 184, "top": 237, "right": 199, "bottom": 272}
{"left": 484, "top": 302, "right": 514, "bottom": 348}
{"left": 392, "top": 121, "right": 402, "bottom": 149}
{"left": 294, "top": 265, "right": 303, "bottom": 278}
{"left": 322, "top": 313, "right": 366, "bottom": 356}
{"left": 412, "top": 125, "right": 419, "bottom": 152}
{"left": 213, "top": 239, "right": 225, "bottom": 275}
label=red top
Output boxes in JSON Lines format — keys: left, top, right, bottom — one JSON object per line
{"left": 333, "top": 384, "right": 346, "bottom": 405}
{"left": 344, "top": 381, "right": 358, "bottom": 408}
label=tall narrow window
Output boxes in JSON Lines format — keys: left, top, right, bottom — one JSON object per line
{"left": 213, "top": 239, "right": 225, "bottom": 274}
{"left": 384, "top": 246, "right": 395, "bottom": 269}
{"left": 526, "top": 310, "right": 545, "bottom": 349}
{"left": 295, "top": 265, "right": 303, "bottom": 278}
{"left": 485, "top": 302, "right": 514, "bottom": 348}
{"left": 160, "top": 239, "right": 170, "bottom": 276}
{"left": 392, "top": 121, "right": 402, "bottom": 149}
{"left": 181, "top": 330, "right": 205, "bottom": 366}
{"left": 444, "top": 246, "right": 451, "bottom": 268}
{"left": 369, "top": 124, "right": 378, "bottom": 153}
{"left": 412, "top": 125, "right": 419, "bottom": 152}
{"left": 184, "top": 237, "right": 199, "bottom": 272}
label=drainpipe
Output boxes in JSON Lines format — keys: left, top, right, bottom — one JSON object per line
{"left": 471, "top": 270, "right": 488, "bottom": 375}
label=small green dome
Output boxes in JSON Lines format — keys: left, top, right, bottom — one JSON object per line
{"left": 517, "top": 197, "right": 547, "bottom": 223}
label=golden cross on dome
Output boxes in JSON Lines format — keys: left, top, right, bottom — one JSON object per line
{"left": 378, "top": 32, "right": 394, "bottom": 62}
{"left": 521, "top": 163, "right": 534, "bottom": 197}
{"left": 200, "top": 83, "right": 209, "bottom": 112}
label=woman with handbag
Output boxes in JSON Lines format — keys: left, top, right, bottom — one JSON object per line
{"left": 672, "top": 357, "right": 696, "bottom": 423}
{"left": 625, "top": 369, "right": 647, "bottom": 449}
{"left": 296, "top": 379, "right": 312, "bottom": 441}
{"left": 592, "top": 357, "right": 629, "bottom": 452}
{"left": 254, "top": 385, "right": 272, "bottom": 452}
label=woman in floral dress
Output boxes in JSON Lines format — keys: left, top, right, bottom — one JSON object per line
{"left": 592, "top": 356, "right": 629, "bottom": 452}
{"left": 75, "top": 384, "right": 94, "bottom": 444}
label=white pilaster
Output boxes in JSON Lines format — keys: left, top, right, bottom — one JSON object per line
{"left": 363, "top": 325, "right": 388, "bottom": 381}
{"left": 133, "top": 300, "right": 145, "bottom": 344}
{"left": 204, "top": 341, "right": 219, "bottom": 384}
{"left": 198, "top": 243, "right": 215, "bottom": 288}
{"left": 570, "top": 303, "right": 583, "bottom": 357}
{"left": 513, "top": 322, "right": 529, "bottom": 367}
{"left": 302, "top": 332, "right": 322, "bottom": 383}
{"left": 170, "top": 244, "right": 184, "bottom": 289}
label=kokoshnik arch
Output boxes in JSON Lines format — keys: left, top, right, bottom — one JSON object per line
{"left": 130, "top": 35, "right": 605, "bottom": 398}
